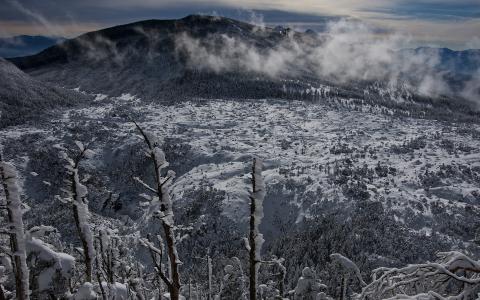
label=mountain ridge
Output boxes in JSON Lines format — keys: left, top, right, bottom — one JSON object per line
{"left": 0, "top": 57, "right": 90, "bottom": 128}
{"left": 5, "top": 15, "right": 480, "bottom": 114}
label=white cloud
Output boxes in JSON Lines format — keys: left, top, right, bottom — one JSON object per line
{"left": 176, "top": 18, "right": 478, "bottom": 100}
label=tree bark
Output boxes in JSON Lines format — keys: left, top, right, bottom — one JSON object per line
{"left": 162, "top": 221, "right": 181, "bottom": 300}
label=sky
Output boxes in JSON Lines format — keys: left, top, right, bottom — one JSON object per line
{"left": 0, "top": 0, "right": 479, "bottom": 49}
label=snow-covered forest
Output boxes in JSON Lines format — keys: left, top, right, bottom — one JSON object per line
{"left": 1, "top": 120, "right": 479, "bottom": 299}
{"left": 0, "top": 11, "right": 480, "bottom": 300}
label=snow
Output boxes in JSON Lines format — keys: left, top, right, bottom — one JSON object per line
{"left": 0, "top": 161, "right": 30, "bottom": 299}
{"left": 26, "top": 237, "right": 75, "bottom": 292}
{"left": 251, "top": 158, "right": 265, "bottom": 262}
{"left": 100, "top": 282, "right": 128, "bottom": 299}
{"left": 72, "top": 167, "right": 95, "bottom": 272}
{"left": 53, "top": 97, "right": 476, "bottom": 242}
{"left": 117, "top": 93, "right": 138, "bottom": 102}
{"left": 330, "top": 253, "right": 366, "bottom": 286}
{"left": 74, "top": 282, "right": 97, "bottom": 300}
{"left": 293, "top": 267, "right": 327, "bottom": 299}
{"left": 93, "top": 93, "right": 108, "bottom": 102}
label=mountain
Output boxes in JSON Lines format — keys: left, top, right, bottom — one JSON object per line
{"left": 0, "top": 57, "right": 90, "bottom": 128}
{"left": 1, "top": 15, "right": 480, "bottom": 299}
{"left": 8, "top": 15, "right": 310, "bottom": 100}
{"left": 0, "top": 35, "right": 64, "bottom": 58}
{"left": 7, "top": 15, "right": 479, "bottom": 109}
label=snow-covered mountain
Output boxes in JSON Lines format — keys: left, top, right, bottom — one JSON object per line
{"left": 0, "top": 15, "right": 479, "bottom": 300}
{"left": 8, "top": 15, "right": 479, "bottom": 106}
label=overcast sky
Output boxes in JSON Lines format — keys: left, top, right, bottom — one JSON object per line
{"left": 1, "top": 0, "right": 479, "bottom": 49}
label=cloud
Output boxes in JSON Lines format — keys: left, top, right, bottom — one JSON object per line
{"left": 5, "top": 0, "right": 66, "bottom": 37}
{"left": 0, "top": 0, "right": 478, "bottom": 48}
{"left": 175, "top": 18, "right": 479, "bottom": 101}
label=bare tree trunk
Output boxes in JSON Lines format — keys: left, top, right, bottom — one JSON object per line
{"left": 248, "top": 158, "right": 265, "bottom": 300}
{"left": 0, "top": 157, "right": 30, "bottom": 300}
{"left": 134, "top": 122, "right": 181, "bottom": 300}
{"left": 207, "top": 252, "right": 212, "bottom": 300}
{"left": 70, "top": 169, "right": 93, "bottom": 283}
{"left": 163, "top": 222, "right": 181, "bottom": 300}
{"left": 249, "top": 194, "right": 258, "bottom": 300}
{"left": 0, "top": 284, "right": 6, "bottom": 300}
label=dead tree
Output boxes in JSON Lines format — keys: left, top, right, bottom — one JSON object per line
{"left": 248, "top": 158, "right": 266, "bottom": 300}
{"left": 0, "top": 154, "right": 30, "bottom": 300}
{"left": 59, "top": 141, "right": 95, "bottom": 282}
{"left": 134, "top": 121, "right": 181, "bottom": 300}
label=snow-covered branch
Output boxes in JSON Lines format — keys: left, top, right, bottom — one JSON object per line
{"left": 133, "top": 121, "right": 181, "bottom": 300}
{"left": 0, "top": 157, "right": 29, "bottom": 300}
{"left": 330, "top": 253, "right": 366, "bottom": 286}
{"left": 358, "top": 251, "right": 480, "bottom": 300}
{"left": 62, "top": 141, "right": 95, "bottom": 283}
{"left": 248, "top": 157, "right": 265, "bottom": 300}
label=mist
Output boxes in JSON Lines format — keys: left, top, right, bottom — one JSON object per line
{"left": 175, "top": 18, "right": 480, "bottom": 102}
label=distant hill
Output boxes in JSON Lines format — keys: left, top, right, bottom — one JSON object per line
{"left": 0, "top": 58, "right": 90, "bottom": 128}
{"left": 0, "top": 35, "right": 64, "bottom": 58}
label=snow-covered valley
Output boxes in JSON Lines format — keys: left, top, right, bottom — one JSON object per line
{"left": 1, "top": 93, "right": 480, "bottom": 298}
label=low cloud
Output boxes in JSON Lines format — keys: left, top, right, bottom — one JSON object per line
{"left": 175, "top": 18, "right": 479, "bottom": 101}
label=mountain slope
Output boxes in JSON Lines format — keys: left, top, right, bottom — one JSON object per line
{"left": 6, "top": 15, "right": 330, "bottom": 101}
{"left": 6, "top": 15, "right": 480, "bottom": 119}
{"left": 0, "top": 58, "right": 90, "bottom": 128}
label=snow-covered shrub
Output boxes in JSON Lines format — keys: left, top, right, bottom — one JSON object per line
{"left": 357, "top": 251, "right": 480, "bottom": 299}
{"left": 292, "top": 267, "right": 329, "bottom": 300}
{"left": 26, "top": 226, "right": 75, "bottom": 298}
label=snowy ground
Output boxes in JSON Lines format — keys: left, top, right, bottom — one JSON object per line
{"left": 2, "top": 95, "right": 480, "bottom": 248}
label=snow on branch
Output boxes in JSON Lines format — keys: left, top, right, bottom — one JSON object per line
{"left": 0, "top": 158, "right": 30, "bottom": 300}
{"left": 61, "top": 142, "right": 95, "bottom": 283}
{"left": 248, "top": 157, "right": 266, "bottom": 300}
{"left": 250, "top": 157, "right": 265, "bottom": 263}
{"left": 330, "top": 253, "right": 366, "bottom": 286}
{"left": 358, "top": 251, "right": 480, "bottom": 300}
{"left": 133, "top": 121, "right": 181, "bottom": 300}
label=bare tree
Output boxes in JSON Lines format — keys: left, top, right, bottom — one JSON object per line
{"left": 134, "top": 121, "right": 181, "bottom": 300}
{"left": 247, "top": 158, "right": 266, "bottom": 300}
{"left": 59, "top": 141, "right": 95, "bottom": 283}
{"left": 0, "top": 154, "right": 29, "bottom": 300}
